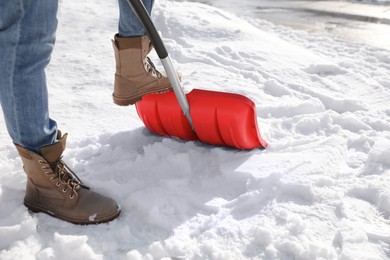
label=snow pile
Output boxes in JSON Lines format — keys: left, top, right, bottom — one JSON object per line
{"left": 0, "top": 0, "right": 389, "bottom": 259}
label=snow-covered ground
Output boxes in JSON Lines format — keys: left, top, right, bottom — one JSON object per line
{"left": 188, "top": 0, "right": 390, "bottom": 50}
{"left": 355, "top": 0, "right": 390, "bottom": 3}
{"left": 1, "top": 0, "right": 390, "bottom": 259}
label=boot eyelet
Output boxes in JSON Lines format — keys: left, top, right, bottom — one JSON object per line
{"left": 62, "top": 188, "right": 67, "bottom": 193}
{"left": 69, "top": 195, "right": 74, "bottom": 199}
{"left": 50, "top": 177, "right": 55, "bottom": 181}
{"left": 56, "top": 182, "right": 61, "bottom": 186}
{"left": 44, "top": 172, "right": 50, "bottom": 175}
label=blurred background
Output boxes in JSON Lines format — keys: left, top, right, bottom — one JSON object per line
{"left": 174, "top": 0, "right": 390, "bottom": 50}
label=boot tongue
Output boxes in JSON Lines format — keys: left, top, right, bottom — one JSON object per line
{"left": 39, "top": 132, "right": 68, "bottom": 164}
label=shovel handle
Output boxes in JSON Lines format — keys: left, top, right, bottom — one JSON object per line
{"left": 127, "top": 0, "right": 194, "bottom": 130}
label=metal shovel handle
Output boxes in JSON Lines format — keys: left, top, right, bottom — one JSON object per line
{"left": 127, "top": 0, "right": 194, "bottom": 129}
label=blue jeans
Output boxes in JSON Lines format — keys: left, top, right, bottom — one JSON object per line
{"left": 119, "top": 0, "right": 155, "bottom": 37}
{"left": 0, "top": 0, "right": 153, "bottom": 153}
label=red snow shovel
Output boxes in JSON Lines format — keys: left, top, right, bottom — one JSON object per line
{"left": 128, "top": 0, "right": 268, "bottom": 150}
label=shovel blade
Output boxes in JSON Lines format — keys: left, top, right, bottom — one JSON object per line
{"left": 136, "top": 89, "right": 268, "bottom": 150}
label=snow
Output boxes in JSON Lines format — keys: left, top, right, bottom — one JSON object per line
{"left": 1, "top": 0, "right": 390, "bottom": 259}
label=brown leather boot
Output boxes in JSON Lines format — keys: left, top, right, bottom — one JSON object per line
{"left": 112, "top": 34, "right": 172, "bottom": 106}
{"left": 15, "top": 131, "right": 120, "bottom": 224}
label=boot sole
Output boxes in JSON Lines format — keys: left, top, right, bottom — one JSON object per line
{"left": 113, "top": 86, "right": 172, "bottom": 106}
{"left": 24, "top": 200, "right": 121, "bottom": 225}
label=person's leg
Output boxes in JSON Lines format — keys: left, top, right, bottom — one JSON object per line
{"left": 0, "top": 0, "right": 120, "bottom": 224}
{"left": 118, "top": 0, "right": 154, "bottom": 37}
{"left": 0, "top": 0, "right": 58, "bottom": 153}
{"left": 112, "top": 0, "right": 172, "bottom": 106}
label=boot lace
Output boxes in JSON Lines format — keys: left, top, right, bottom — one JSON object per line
{"left": 40, "top": 158, "right": 88, "bottom": 199}
{"left": 145, "top": 57, "right": 162, "bottom": 79}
